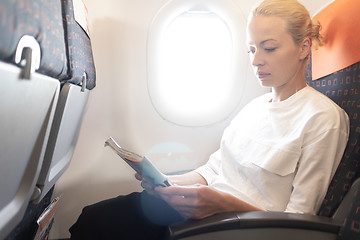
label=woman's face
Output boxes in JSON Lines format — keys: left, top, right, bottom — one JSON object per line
{"left": 246, "top": 15, "right": 307, "bottom": 90}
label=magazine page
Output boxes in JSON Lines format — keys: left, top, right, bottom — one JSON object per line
{"left": 105, "top": 137, "right": 171, "bottom": 187}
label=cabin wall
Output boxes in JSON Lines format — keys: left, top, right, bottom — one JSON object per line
{"left": 49, "top": 0, "right": 333, "bottom": 238}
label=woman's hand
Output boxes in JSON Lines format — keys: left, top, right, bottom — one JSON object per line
{"left": 136, "top": 172, "right": 263, "bottom": 219}
{"left": 155, "top": 185, "right": 224, "bottom": 219}
{"left": 155, "top": 185, "right": 263, "bottom": 219}
{"left": 134, "top": 171, "right": 207, "bottom": 198}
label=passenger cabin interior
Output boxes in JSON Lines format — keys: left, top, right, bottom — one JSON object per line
{"left": 0, "top": 0, "right": 359, "bottom": 239}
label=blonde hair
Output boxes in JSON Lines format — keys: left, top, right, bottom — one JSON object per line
{"left": 251, "top": 0, "right": 323, "bottom": 49}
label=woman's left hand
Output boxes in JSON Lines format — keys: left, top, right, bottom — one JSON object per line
{"left": 155, "top": 185, "right": 232, "bottom": 219}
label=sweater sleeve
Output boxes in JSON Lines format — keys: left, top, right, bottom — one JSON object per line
{"left": 193, "top": 149, "right": 221, "bottom": 185}
{"left": 286, "top": 127, "right": 349, "bottom": 214}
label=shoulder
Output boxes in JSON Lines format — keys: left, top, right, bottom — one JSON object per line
{"left": 301, "top": 86, "right": 349, "bottom": 132}
{"left": 304, "top": 87, "right": 347, "bottom": 118}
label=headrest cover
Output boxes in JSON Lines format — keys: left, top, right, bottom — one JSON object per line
{"left": 312, "top": 0, "right": 360, "bottom": 80}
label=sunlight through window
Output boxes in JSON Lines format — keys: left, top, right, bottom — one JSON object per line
{"left": 159, "top": 11, "right": 232, "bottom": 117}
{"left": 148, "top": 0, "right": 248, "bottom": 126}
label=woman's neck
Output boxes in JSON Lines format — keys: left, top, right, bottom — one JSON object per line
{"left": 271, "top": 80, "right": 307, "bottom": 102}
{"left": 270, "top": 62, "right": 308, "bottom": 102}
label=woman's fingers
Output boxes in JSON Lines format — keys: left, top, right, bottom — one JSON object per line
{"left": 155, "top": 185, "right": 229, "bottom": 219}
{"left": 134, "top": 173, "right": 143, "bottom": 181}
{"left": 156, "top": 185, "right": 200, "bottom": 198}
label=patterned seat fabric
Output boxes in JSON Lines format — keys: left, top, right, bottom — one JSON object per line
{"left": 337, "top": 188, "right": 360, "bottom": 240}
{"left": 0, "top": 0, "right": 68, "bottom": 79}
{"left": 0, "top": 0, "right": 96, "bottom": 90}
{"left": 62, "top": 0, "right": 96, "bottom": 90}
{"left": 307, "top": 61, "right": 360, "bottom": 239}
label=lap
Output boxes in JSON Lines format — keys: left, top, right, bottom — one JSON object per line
{"left": 69, "top": 191, "right": 184, "bottom": 240}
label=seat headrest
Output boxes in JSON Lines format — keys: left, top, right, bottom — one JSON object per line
{"left": 312, "top": 0, "right": 360, "bottom": 80}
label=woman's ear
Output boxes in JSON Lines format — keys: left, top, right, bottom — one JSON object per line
{"left": 299, "top": 37, "right": 311, "bottom": 60}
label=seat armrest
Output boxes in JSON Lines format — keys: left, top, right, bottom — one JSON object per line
{"left": 166, "top": 211, "right": 341, "bottom": 240}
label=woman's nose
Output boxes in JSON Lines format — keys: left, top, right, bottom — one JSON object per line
{"left": 251, "top": 51, "right": 265, "bottom": 67}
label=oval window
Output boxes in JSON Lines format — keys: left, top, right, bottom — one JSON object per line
{"left": 148, "top": 0, "right": 248, "bottom": 126}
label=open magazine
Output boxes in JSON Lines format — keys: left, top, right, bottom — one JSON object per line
{"left": 105, "top": 137, "right": 171, "bottom": 187}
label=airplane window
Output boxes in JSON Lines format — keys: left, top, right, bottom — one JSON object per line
{"left": 148, "top": 0, "right": 248, "bottom": 126}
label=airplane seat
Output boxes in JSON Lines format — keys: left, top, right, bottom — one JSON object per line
{"left": 166, "top": 0, "right": 360, "bottom": 239}
{"left": 309, "top": 61, "right": 360, "bottom": 219}
{"left": 32, "top": 0, "right": 95, "bottom": 204}
{"left": 309, "top": 60, "right": 360, "bottom": 240}
{"left": 0, "top": 0, "right": 96, "bottom": 239}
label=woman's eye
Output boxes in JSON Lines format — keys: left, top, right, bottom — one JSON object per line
{"left": 265, "top": 48, "right": 276, "bottom": 52}
{"left": 248, "top": 49, "right": 255, "bottom": 54}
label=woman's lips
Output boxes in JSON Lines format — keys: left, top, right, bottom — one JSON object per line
{"left": 257, "top": 71, "right": 271, "bottom": 79}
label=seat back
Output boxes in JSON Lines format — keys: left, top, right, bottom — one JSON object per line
{"left": 34, "top": 82, "right": 89, "bottom": 203}
{"left": 0, "top": 62, "right": 60, "bottom": 240}
{"left": 307, "top": 0, "right": 360, "bottom": 238}
{"left": 307, "top": 61, "right": 360, "bottom": 218}
{"left": 337, "top": 183, "right": 360, "bottom": 239}
{"left": 0, "top": 0, "right": 95, "bottom": 237}
{"left": 307, "top": 61, "right": 360, "bottom": 240}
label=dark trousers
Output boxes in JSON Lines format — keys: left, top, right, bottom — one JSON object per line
{"left": 69, "top": 191, "right": 185, "bottom": 240}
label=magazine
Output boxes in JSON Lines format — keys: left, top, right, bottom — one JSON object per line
{"left": 105, "top": 137, "right": 171, "bottom": 187}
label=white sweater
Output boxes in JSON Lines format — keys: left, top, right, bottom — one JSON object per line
{"left": 195, "top": 86, "right": 349, "bottom": 214}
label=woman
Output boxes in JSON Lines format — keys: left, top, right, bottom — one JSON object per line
{"left": 70, "top": 0, "right": 349, "bottom": 239}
